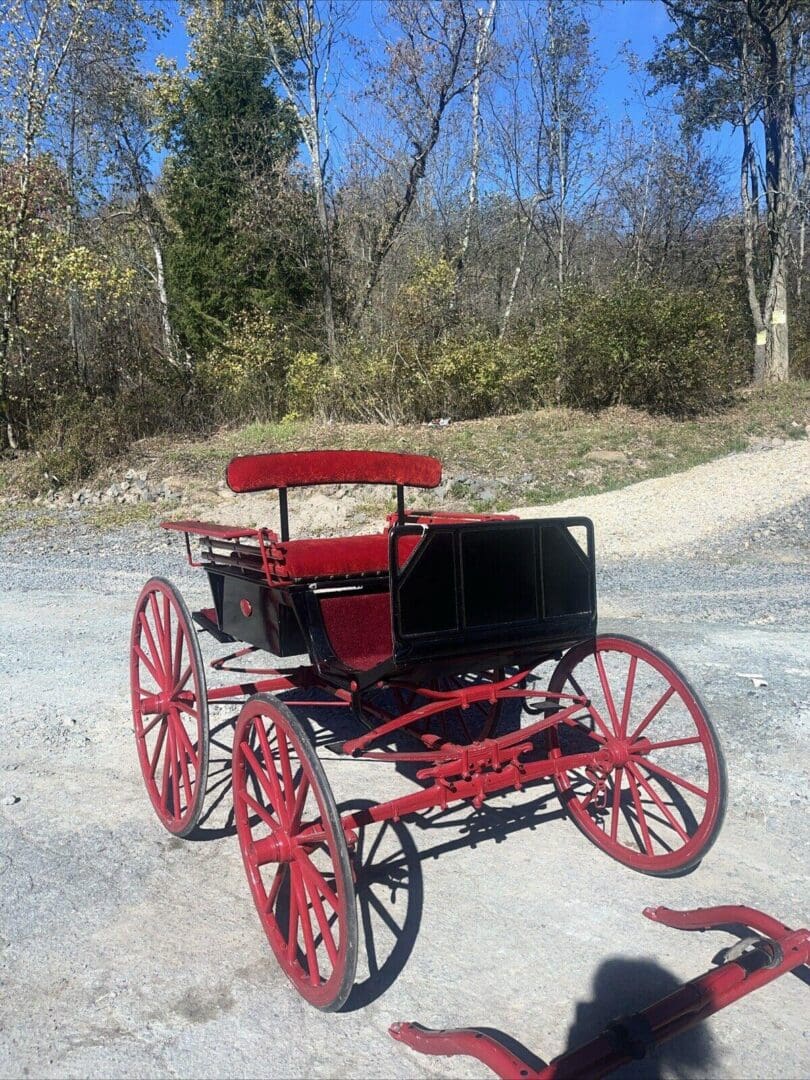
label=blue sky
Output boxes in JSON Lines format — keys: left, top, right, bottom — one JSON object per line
{"left": 146, "top": 0, "right": 739, "bottom": 190}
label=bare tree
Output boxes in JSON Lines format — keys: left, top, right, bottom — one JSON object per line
{"left": 350, "top": 0, "right": 476, "bottom": 322}
{"left": 654, "top": 0, "right": 807, "bottom": 383}
{"left": 0, "top": 0, "right": 91, "bottom": 447}
{"left": 255, "top": 0, "right": 353, "bottom": 361}
{"left": 455, "top": 0, "right": 496, "bottom": 291}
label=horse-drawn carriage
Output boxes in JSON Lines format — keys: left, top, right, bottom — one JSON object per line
{"left": 130, "top": 449, "right": 727, "bottom": 1012}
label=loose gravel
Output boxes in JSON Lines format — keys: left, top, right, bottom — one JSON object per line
{"left": 0, "top": 440, "right": 808, "bottom": 1080}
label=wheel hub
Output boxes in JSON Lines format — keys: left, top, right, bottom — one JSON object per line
{"left": 252, "top": 833, "right": 293, "bottom": 865}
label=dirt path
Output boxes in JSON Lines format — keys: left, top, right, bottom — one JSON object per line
{"left": 0, "top": 445, "right": 808, "bottom": 1079}
{"left": 517, "top": 438, "right": 810, "bottom": 558}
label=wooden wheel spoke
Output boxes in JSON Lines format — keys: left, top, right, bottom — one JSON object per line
{"left": 174, "top": 699, "right": 200, "bottom": 722}
{"left": 627, "top": 763, "right": 690, "bottom": 843}
{"left": 171, "top": 711, "right": 200, "bottom": 769}
{"left": 149, "top": 718, "right": 168, "bottom": 778}
{"left": 264, "top": 864, "right": 286, "bottom": 912}
{"left": 620, "top": 655, "right": 637, "bottom": 737}
{"left": 139, "top": 711, "right": 165, "bottom": 737}
{"left": 643, "top": 735, "right": 703, "bottom": 752}
{"left": 138, "top": 612, "right": 165, "bottom": 683}
{"left": 567, "top": 716, "right": 607, "bottom": 744}
{"left": 626, "top": 767, "right": 653, "bottom": 855}
{"left": 239, "top": 789, "right": 283, "bottom": 834}
{"left": 169, "top": 722, "right": 181, "bottom": 816}
{"left": 303, "top": 870, "right": 339, "bottom": 967}
{"left": 172, "top": 624, "right": 185, "bottom": 687}
{"left": 299, "top": 856, "right": 339, "bottom": 913}
{"left": 610, "top": 768, "right": 623, "bottom": 842}
{"left": 291, "top": 866, "right": 320, "bottom": 987}
{"left": 286, "top": 866, "right": 300, "bottom": 962}
{"left": 160, "top": 720, "right": 174, "bottom": 811}
{"left": 254, "top": 722, "right": 290, "bottom": 827}
{"left": 173, "top": 717, "right": 194, "bottom": 809}
{"left": 134, "top": 643, "right": 163, "bottom": 687}
{"left": 173, "top": 664, "right": 193, "bottom": 696}
{"left": 162, "top": 594, "right": 172, "bottom": 676}
{"left": 630, "top": 685, "right": 676, "bottom": 741}
{"left": 148, "top": 593, "right": 167, "bottom": 672}
{"left": 276, "top": 729, "right": 296, "bottom": 819}
{"left": 290, "top": 774, "right": 311, "bottom": 833}
{"left": 242, "top": 743, "right": 285, "bottom": 817}
{"left": 594, "top": 650, "right": 621, "bottom": 734}
{"left": 634, "top": 755, "right": 708, "bottom": 800}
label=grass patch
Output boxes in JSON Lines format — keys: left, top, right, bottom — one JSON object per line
{"left": 1, "top": 381, "right": 808, "bottom": 514}
{"left": 82, "top": 502, "right": 160, "bottom": 530}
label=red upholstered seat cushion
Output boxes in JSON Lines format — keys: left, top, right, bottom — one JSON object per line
{"left": 274, "top": 532, "right": 421, "bottom": 581}
{"left": 318, "top": 592, "right": 393, "bottom": 671}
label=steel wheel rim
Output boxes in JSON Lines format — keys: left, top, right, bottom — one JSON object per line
{"left": 548, "top": 635, "right": 726, "bottom": 874}
{"left": 233, "top": 697, "right": 356, "bottom": 1010}
{"left": 130, "top": 578, "right": 208, "bottom": 836}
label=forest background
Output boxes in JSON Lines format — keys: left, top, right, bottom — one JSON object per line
{"left": 1, "top": 0, "right": 808, "bottom": 490}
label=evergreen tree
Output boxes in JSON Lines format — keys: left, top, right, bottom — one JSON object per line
{"left": 161, "top": 12, "right": 307, "bottom": 356}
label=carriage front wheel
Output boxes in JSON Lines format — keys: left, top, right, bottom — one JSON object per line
{"left": 547, "top": 634, "right": 727, "bottom": 877}
{"left": 130, "top": 577, "right": 210, "bottom": 837}
{"left": 233, "top": 694, "right": 358, "bottom": 1011}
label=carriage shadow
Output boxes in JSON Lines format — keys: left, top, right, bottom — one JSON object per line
{"left": 190, "top": 713, "right": 239, "bottom": 840}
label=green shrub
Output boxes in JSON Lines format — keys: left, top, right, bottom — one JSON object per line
{"left": 200, "top": 310, "right": 296, "bottom": 422}
{"left": 556, "top": 283, "right": 744, "bottom": 416}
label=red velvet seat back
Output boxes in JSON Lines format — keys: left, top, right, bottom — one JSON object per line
{"left": 227, "top": 449, "right": 442, "bottom": 493}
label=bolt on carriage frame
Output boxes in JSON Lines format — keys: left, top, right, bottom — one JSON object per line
{"left": 130, "top": 450, "right": 728, "bottom": 1011}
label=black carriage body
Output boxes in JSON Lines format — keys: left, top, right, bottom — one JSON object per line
{"left": 201, "top": 516, "right": 596, "bottom": 688}
{"left": 389, "top": 516, "right": 596, "bottom": 666}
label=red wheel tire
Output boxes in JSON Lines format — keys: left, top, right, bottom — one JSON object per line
{"left": 233, "top": 694, "right": 358, "bottom": 1011}
{"left": 547, "top": 634, "right": 727, "bottom": 877}
{"left": 130, "top": 577, "right": 209, "bottom": 837}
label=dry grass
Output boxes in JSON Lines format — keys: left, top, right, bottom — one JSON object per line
{"left": 129, "top": 382, "right": 809, "bottom": 509}
{"left": 1, "top": 382, "right": 808, "bottom": 518}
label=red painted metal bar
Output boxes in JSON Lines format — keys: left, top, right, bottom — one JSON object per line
{"left": 390, "top": 906, "right": 810, "bottom": 1080}
{"left": 343, "top": 677, "right": 589, "bottom": 757}
{"left": 340, "top": 747, "right": 598, "bottom": 833}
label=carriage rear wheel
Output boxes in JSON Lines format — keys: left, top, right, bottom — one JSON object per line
{"left": 130, "top": 577, "right": 210, "bottom": 837}
{"left": 547, "top": 635, "right": 727, "bottom": 876}
{"left": 233, "top": 694, "right": 358, "bottom": 1011}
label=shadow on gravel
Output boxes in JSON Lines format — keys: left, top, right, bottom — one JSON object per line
{"left": 190, "top": 713, "right": 238, "bottom": 841}
{"left": 339, "top": 798, "right": 424, "bottom": 1012}
{"left": 558, "top": 956, "right": 717, "bottom": 1079}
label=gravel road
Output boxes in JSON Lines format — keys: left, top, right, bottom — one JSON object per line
{"left": 0, "top": 441, "right": 808, "bottom": 1079}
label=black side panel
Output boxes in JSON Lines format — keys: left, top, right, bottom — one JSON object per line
{"left": 540, "top": 524, "right": 592, "bottom": 618}
{"left": 390, "top": 518, "right": 596, "bottom": 665}
{"left": 461, "top": 525, "right": 539, "bottom": 627}
{"left": 396, "top": 529, "right": 458, "bottom": 636}
{"left": 207, "top": 570, "right": 307, "bottom": 656}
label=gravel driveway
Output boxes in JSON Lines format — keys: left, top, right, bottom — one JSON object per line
{"left": 0, "top": 441, "right": 808, "bottom": 1079}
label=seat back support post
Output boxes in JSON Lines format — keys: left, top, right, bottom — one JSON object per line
{"left": 279, "top": 487, "right": 290, "bottom": 541}
{"left": 396, "top": 485, "right": 405, "bottom": 526}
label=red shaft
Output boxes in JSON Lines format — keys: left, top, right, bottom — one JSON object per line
{"left": 391, "top": 906, "right": 810, "bottom": 1080}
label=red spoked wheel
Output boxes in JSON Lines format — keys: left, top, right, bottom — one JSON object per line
{"left": 547, "top": 635, "right": 727, "bottom": 876}
{"left": 130, "top": 577, "right": 210, "bottom": 837}
{"left": 233, "top": 694, "right": 358, "bottom": 1011}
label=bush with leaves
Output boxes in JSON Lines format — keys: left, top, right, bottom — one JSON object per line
{"left": 555, "top": 283, "right": 745, "bottom": 416}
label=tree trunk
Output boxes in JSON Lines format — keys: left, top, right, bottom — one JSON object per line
{"left": 764, "top": 261, "right": 789, "bottom": 382}
{"left": 147, "top": 222, "right": 178, "bottom": 368}
{"left": 456, "top": 0, "right": 496, "bottom": 292}
{"left": 499, "top": 209, "right": 533, "bottom": 340}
